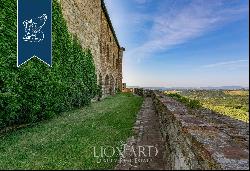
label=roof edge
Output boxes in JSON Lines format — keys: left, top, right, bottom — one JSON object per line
{"left": 101, "top": 0, "right": 123, "bottom": 49}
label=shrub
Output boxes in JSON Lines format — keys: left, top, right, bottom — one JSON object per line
{"left": 134, "top": 88, "right": 144, "bottom": 96}
{"left": 0, "top": 0, "right": 98, "bottom": 128}
{"left": 166, "top": 93, "right": 202, "bottom": 109}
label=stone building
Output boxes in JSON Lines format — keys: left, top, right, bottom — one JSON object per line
{"left": 59, "top": 0, "right": 125, "bottom": 97}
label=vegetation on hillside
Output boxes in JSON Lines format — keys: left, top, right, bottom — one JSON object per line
{"left": 165, "top": 90, "right": 249, "bottom": 122}
{"left": 0, "top": 0, "right": 99, "bottom": 128}
{"left": 165, "top": 92, "right": 202, "bottom": 109}
{"left": 0, "top": 93, "right": 143, "bottom": 169}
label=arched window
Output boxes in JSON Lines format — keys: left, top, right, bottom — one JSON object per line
{"left": 107, "top": 45, "right": 109, "bottom": 62}
{"left": 99, "top": 73, "right": 102, "bottom": 86}
{"left": 105, "top": 75, "right": 109, "bottom": 86}
{"left": 110, "top": 75, "right": 115, "bottom": 95}
{"left": 116, "top": 78, "right": 119, "bottom": 89}
{"left": 105, "top": 75, "right": 110, "bottom": 95}
{"left": 116, "top": 58, "right": 119, "bottom": 69}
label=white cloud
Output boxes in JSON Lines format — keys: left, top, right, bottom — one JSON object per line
{"left": 125, "top": 0, "right": 248, "bottom": 61}
{"left": 202, "top": 59, "right": 249, "bottom": 68}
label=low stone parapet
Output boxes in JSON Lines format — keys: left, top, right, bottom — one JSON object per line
{"left": 152, "top": 92, "right": 249, "bottom": 170}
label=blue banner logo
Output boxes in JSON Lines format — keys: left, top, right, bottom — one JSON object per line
{"left": 17, "top": 0, "right": 52, "bottom": 67}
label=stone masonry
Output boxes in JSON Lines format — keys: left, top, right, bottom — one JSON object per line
{"left": 59, "top": 0, "right": 125, "bottom": 96}
{"left": 121, "top": 89, "right": 249, "bottom": 170}
{"left": 152, "top": 91, "right": 249, "bottom": 170}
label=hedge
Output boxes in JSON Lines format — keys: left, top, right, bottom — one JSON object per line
{"left": 0, "top": 0, "right": 99, "bottom": 128}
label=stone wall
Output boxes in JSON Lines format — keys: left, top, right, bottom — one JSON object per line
{"left": 152, "top": 91, "right": 249, "bottom": 170}
{"left": 100, "top": 2, "right": 124, "bottom": 96}
{"left": 59, "top": 0, "right": 124, "bottom": 96}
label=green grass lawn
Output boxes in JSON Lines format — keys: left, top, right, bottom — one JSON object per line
{"left": 0, "top": 93, "right": 143, "bottom": 169}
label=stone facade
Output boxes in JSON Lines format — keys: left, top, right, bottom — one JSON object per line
{"left": 59, "top": 0, "right": 124, "bottom": 97}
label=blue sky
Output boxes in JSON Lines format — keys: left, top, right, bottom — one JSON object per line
{"left": 105, "top": 0, "right": 249, "bottom": 87}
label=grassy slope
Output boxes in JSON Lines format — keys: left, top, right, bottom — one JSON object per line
{"left": 179, "top": 90, "right": 249, "bottom": 122}
{"left": 0, "top": 93, "right": 143, "bottom": 169}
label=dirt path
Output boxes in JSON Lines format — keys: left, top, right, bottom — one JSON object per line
{"left": 116, "top": 97, "right": 167, "bottom": 170}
